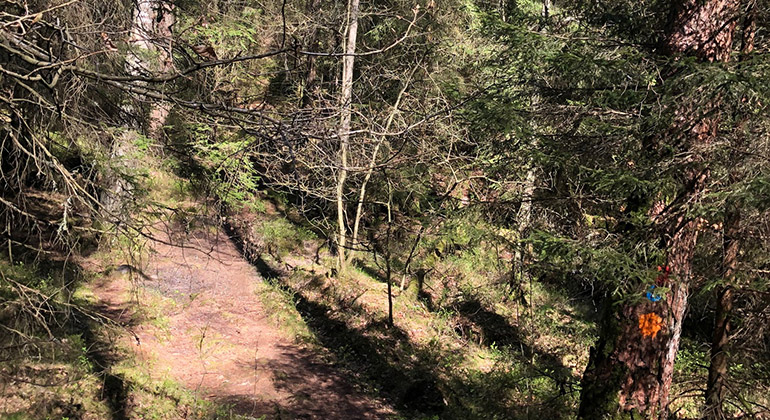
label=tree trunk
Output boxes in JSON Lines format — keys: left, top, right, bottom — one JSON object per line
{"left": 301, "top": 0, "right": 322, "bottom": 108}
{"left": 336, "top": 0, "right": 360, "bottom": 271}
{"left": 147, "top": 0, "right": 174, "bottom": 138}
{"left": 705, "top": 207, "right": 740, "bottom": 420}
{"left": 348, "top": 140, "right": 382, "bottom": 264}
{"left": 704, "top": 7, "right": 754, "bottom": 416}
{"left": 578, "top": 1, "right": 739, "bottom": 418}
{"left": 102, "top": 0, "right": 174, "bottom": 217}
{"left": 579, "top": 219, "right": 700, "bottom": 419}
{"left": 511, "top": 161, "right": 536, "bottom": 301}
{"left": 386, "top": 184, "right": 394, "bottom": 327}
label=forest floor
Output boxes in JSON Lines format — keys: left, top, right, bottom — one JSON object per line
{"left": 74, "top": 190, "right": 598, "bottom": 419}
{"left": 0, "top": 164, "right": 740, "bottom": 419}
{"left": 0, "top": 171, "right": 600, "bottom": 419}
{"left": 89, "top": 222, "right": 393, "bottom": 419}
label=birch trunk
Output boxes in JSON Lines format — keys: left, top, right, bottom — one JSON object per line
{"left": 102, "top": 0, "right": 174, "bottom": 217}
{"left": 336, "top": 0, "right": 360, "bottom": 271}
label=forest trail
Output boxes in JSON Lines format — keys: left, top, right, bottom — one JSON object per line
{"left": 91, "top": 225, "right": 392, "bottom": 419}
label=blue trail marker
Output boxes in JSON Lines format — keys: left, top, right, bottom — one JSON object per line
{"left": 646, "top": 285, "right": 662, "bottom": 302}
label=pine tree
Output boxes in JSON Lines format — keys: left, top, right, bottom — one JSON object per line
{"left": 578, "top": 1, "right": 741, "bottom": 417}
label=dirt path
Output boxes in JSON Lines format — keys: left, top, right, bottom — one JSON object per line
{"left": 92, "top": 226, "right": 392, "bottom": 419}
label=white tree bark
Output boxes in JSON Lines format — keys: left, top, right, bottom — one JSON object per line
{"left": 102, "top": 0, "right": 174, "bottom": 217}
{"left": 336, "top": 0, "right": 360, "bottom": 270}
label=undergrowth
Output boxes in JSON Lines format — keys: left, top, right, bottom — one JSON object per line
{"left": 239, "top": 204, "right": 598, "bottom": 419}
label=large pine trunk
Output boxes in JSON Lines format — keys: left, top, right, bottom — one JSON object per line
{"left": 578, "top": 223, "right": 700, "bottom": 419}
{"left": 577, "top": 1, "right": 739, "bottom": 418}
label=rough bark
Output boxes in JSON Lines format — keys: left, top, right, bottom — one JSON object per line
{"left": 102, "top": 0, "right": 174, "bottom": 217}
{"left": 579, "top": 217, "right": 701, "bottom": 419}
{"left": 336, "top": 0, "right": 360, "bottom": 270}
{"left": 705, "top": 207, "right": 740, "bottom": 420}
{"left": 704, "top": 6, "right": 754, "bottom": 416}
{"left": 578, "top": 1, "right": 739, "bottom": 418}
{"left": 666, "top": 0, "right": 740, "bottom": 62}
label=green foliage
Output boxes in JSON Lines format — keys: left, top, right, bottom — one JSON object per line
{"left": 527, "top": 230, "right": 663, "bottom": 296}
{"left": 254, "top": 218, "right": 315, "bottom": 257}
{"left": 181, "top": 122, "right": 262, "bottom": 209}
{"left": 675, "top": 343, "right": 708, "bottom": 377}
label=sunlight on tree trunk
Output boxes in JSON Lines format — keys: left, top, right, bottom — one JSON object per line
{"left": 102, "top": 0, "right": 174, "bottom": 218}
{"left": 336, "top": 0, "right": 360, "bottom": 272}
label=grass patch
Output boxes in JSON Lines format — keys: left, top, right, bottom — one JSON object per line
{"left": 253, "top": 218, "right": 316, "bottom": 257}
{"left": 254, "top": 279, "right": 316, "bottom": 344}
{"left": 111, "top": 355, "right": 259, "bottom": 419}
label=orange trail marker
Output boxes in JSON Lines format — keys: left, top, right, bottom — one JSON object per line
{"left": 638, "top": 312, "right": 663, "bottom": 338}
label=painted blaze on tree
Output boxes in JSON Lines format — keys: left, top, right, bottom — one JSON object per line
{"left": 639, "top": 313, "right": 663, "bottom": 339}
{"left": 577, "top": 0, "right": 740, "bottom": 418}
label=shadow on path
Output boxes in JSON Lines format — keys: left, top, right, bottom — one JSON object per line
{"left": 227, "top": 228, "right": 445, "bottom": 417}
{"left": 225, "top": 220, "right": 581, "bottom": 419}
